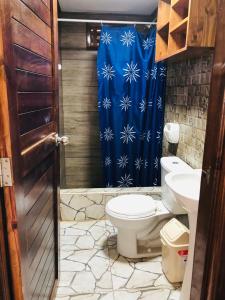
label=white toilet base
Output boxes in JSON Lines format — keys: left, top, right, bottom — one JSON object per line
{"left": 117, "top": 228, "right": 162, "bottom": 258}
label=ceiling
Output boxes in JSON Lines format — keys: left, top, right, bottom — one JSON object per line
{"left": 58, "top": 0, "right": 158, "bottom": 16}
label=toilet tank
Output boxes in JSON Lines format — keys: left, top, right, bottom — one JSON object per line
{"left": 160, "top": 157, "right": 193, "bottom": 214}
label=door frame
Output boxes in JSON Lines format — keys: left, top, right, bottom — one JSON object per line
{"left": 191, "top": 0, "right": 225, "bottom": 299}
{"left": 0, "top": 3, "right": 24, "bottom": 298}
{"left": 0, "top": 190, "right": 11, "bottom": 300}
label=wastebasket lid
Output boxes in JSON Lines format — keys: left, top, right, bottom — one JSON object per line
{"left": 160, "top": 218, "right": 189, "bottom": 245}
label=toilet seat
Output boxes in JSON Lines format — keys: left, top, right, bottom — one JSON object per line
{"left": 106, "top": 194, "right": 157, "bottom": 219}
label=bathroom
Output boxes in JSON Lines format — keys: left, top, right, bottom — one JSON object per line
{"left": 57, "top": 0, "right": 213, "bottom": 299}
{"left": 0, "top": 0, "right": 224, "bottom": 300}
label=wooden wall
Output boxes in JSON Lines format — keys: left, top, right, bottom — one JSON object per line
{"left": 59, "top": 23, "right": 103, "bottom": 188}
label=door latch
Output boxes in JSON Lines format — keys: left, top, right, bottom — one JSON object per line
{"left": 55, "top": 134, "right": 69, "bottom": 146}
{"left": 0, "top": 158, "right": 13, "bottom": 187}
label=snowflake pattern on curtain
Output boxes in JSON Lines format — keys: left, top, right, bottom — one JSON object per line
{"left": 97, "top": 26, "right": 167, "bottom": 187}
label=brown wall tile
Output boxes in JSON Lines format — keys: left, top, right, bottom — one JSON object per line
{"left": 163, "top": 53, "right": 213, "bottom": 169}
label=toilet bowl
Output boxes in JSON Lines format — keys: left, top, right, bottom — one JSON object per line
{"left": 106, "top": 156, "right": 193, "bottom": 258}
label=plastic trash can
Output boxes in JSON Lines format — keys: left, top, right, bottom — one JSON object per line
{"left": 160, "top": 218, "right": 189, "bottom": 283}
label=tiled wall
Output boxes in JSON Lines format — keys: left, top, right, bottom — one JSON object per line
{"left": 163, "top": 53, "right": 213, "bottom": 169}
{"left": 60, "top": 187, "right": 161, "bottom": 221}
{"left": 59, "top": 23, "right": 103, "bottom": 188}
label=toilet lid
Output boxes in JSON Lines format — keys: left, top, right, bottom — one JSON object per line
{"left": 106, "top": 194, "right": 156, "bottom": 218}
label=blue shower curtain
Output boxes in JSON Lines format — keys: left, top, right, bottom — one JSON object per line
{"left": 97, "top": 26, "right": 167, "bottom": 187}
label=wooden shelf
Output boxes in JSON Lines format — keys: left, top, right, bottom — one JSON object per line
{"left": 158, "top": 20, "right": 169, "bottom": 32}
{"left": 172, "top": 0, "right": 189, "bottom": 16}
{"left": 170, "top": 17, "right": 188, "bottom": 34}
{"left": 157, "top": 0, "right": 171, "bottom": 32}
{"left": 155, "top": 0, "right": 217, "bottom": 61}
{"left": 167, "top": 45, "right": 187, "bottom": 58}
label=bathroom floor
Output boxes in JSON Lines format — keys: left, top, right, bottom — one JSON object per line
{"left": 55, "top": 220, "right": 181, "bottom": 300}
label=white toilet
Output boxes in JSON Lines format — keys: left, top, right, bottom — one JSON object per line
{"left": 106, "top": 156, "right": 193, "bottom": 258}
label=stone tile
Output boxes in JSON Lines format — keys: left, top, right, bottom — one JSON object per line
{"left": 126, "top": 270, "right": 158, "bottom": 289}
{"left": 100, "top": 292, "right": 114, "bottom": 300}
{"left": 61, "top": 221, "right": 77, "bottom": 229}
{"left": 65, "top": 228, "right": 86, "bottom": 236}
{"left": 60, "top": 259, "right": 85, "bottom": 272}
{"left": 55, "top": 220, "right": 180, "bottom": 300}
{"left": 139, "top": 289, "right": 170, "bottom": 299}
{"left": 58, "top": 272, "right": 75, "bottom": 287}
{"left": 164, "top": 54, "right": 213, "bottom": 169}
{"left": 112, "top": 275, "right": 128, "bottom": 289}
{"left": 86, "top": 204, "right": 105, "bottom": 219}
{"left": 111, "top": 256, "right": 134, "bottom": 278}
{"left": 60, "top": 187, "right": 162, "bottom": 221}
{"left": 68, "top": 249, "right": 98, "bottom": 264}
{"left": 70, "top": 294, "right": 100, "bottom": 300}
{"left": 114, "top": 290, "right": 141, "bottom": 300}
{"left": 60, "top": 235, "right": 78, "bottom": 246}
{"left": 72, "top": 220, "right": 98, "bottom": 230}
{"left": 76, "top": 235, "right": 95, "bottom": 250}
{"left": 154, "top": 274, "right": 178, "bottom": 289}
{"left": 56, "top": 287, "right": 75, "bottom": 296}
{"left": 135, "top": 261, "right": 162, "bottom": 274}
{"left": 60, "top": 251, "right": 74, "bottom": 260}
{"left": 60, "top": 204, "right": 77, "bottom": 221}
{"left": 71, "top": 271, "right": 96, "bottom": 293}
{"left": 169, "top": 289, "right": 181, "bottom": 300}
{"left": 88, "top": 256, "right": 110, "bottom": 280}
{"left": 96, "top": 271, "right": 113, "bottom": 291}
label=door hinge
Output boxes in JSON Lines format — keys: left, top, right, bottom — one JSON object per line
{"left": 0, "top": 158, "right": 13, "bottom": 187}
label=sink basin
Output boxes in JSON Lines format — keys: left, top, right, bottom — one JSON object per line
{"left": 165, "top": 169, "right": 202, "bottom": 300}
{"left": 165, "top": 169, "right": 202, "bottom": 213}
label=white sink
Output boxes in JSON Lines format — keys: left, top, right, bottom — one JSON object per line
{"left": 165, "top": 169, "right": 202, "bottom": 213}
{"left": 165, "top": 169, "right": 202, "bottom": 300}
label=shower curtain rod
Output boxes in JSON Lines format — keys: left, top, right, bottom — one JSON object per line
{"left": 58, "top": 18, "right": 156, "bottom": 26}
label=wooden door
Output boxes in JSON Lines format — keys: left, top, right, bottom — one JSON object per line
{"left": 191, "top": 0, "right": 225, "bottom": 299}
{"left": 0, "top": 0, "right": 59, "bottom": 299}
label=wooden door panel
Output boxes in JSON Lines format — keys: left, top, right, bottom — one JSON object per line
{"left": 18, "top": 93, "right": 53, "bottom": 114}
{"left": 28, "top": 201, "right": 53, "bottom": 256}
{"left": 20, "top": 123, "right": 55, "bottom": 150}
{"left": 42, "top": 0, "right": 51, "bottom": 9}
{"left": 20, "top": 0, "right": 51, "bottom": 26}
{"left": 12, "top": 20, "right": 52, "bottom": 60}
{"left": 29, "top": 224, "right": 54, "bottom": 279}
{"left": 23, "top": 154, "right": 54, "bottom": 196}
{"left": 16, "top": 71, "right": 52, "bottom": 92}
{"left": 22, "top": 139, "right": 55, "bottom": 176}
{"left": 11, "top": 0, "right": 52, "bottom": 44}
{"left": 0, "top": 0, "right": 59, "bottom": 299}
{"left": 32, "top": 244, "right": 55, "bottom": 300}
{"left": 19, "top": 108, "right": 53, "bottom": 134}
{"left": 24, "top": 167, "right": 53, "bottom": 215}
{"left": 13, "top": 45, "right": 52, "bottom": 76}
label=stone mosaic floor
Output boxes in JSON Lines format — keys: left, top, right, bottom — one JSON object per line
{"left": 55, "top": 220, "right": 181, "bottom": 300}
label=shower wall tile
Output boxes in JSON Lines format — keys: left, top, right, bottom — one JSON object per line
{"left": 60, "top": 187, "right": 161, "bottom": 221}
{"left": 60, "top": 23, "right": 87, "bottom": 49}
{"left": 163, "top": 53, "right": 213, "bottom": 169}
{"left": 59, "top": 22, "right": 102, "bottom": 188}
